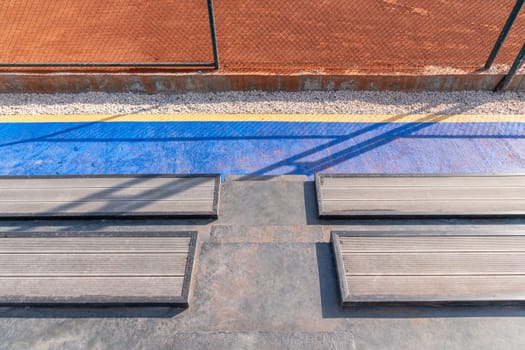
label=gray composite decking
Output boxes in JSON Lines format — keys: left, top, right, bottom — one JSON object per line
{"left": 332, "top": 231, "right": 525, "bottom": 305}
{"left": 0, "top": 232, "right": 197, "bottom": 306}
{"left": 0, "top": 175, "right": 220, "bottom": 218}
{"left": 316, "top": 174, "right": 525, "bottom": 218}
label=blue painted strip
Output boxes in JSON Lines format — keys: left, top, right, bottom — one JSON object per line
{"left": 0, "top": 121, "right": 523, "bottom": 177}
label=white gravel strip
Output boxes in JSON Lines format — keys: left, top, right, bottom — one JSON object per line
{"left": 0, "top": 91, "right": 524, "bottom": 115}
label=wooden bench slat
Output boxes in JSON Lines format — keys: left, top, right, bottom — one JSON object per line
{"left": 0, "top": 236, "right": 191, "bottom": 253}
{"left": 321, "top": 187, "right": 525, "bottom": 200}
{"left": 332, "top": 231, "right": 525, "bottom": 305}
{"left": 321, "top": 175, "right": 525, "bottom": 187}
{"left": 0, "top": 176, "right": 216, "bottom": 189}
{"left": 339, "top": 235, "right": 525, "bottom": 252}
{"left": 0, "top": 253, "right": 188, "bottom": 276}
{"left": 343, "top": 252, "right": 525, "bottom": 275}
{"left": 0, "top": 186, "right": 215, "bottom": 201}
{"left": 0, "top": 232, "right": 197, "bottom": 306}
{"left": 0, "top": 175, "right": 220, "bottom": 218}
{"left": 322, "top": 199, "right": 525, "bottom": 215}
{"left": 0, "top": 277, "right": 184, "bottom": 302}
{"left": 346, "top": 276, "right": 525, "bottom": 302}
{"left": 0, "top": 200, "right": 213, "bottom": 213}
{"left": 317, "top": 174, "right": 525, "bottom": 217}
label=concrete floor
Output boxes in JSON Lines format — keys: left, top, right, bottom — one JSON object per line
{"left": 1, "top": 176, "right": 525, "bottom": 349}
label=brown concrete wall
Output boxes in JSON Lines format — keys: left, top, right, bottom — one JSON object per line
{"left": 0, "top": 73, "right": 523, "bottom": 94}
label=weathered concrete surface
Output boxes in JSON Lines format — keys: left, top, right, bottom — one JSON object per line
{"left": 0, "top": 72, "right": 524, "bottom": 94}
{"left": 218, "top": 175, "right": 317, "bottom": 226}
{"left": 1, "top": 176, "right": 525, "bottom": 349}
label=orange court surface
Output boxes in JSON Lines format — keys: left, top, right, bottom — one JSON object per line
{"left": 0, "top": 0, "right": 524, "bottom": 74}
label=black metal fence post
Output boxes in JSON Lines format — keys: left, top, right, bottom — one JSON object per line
{"left": 207, "top": 0, "right": 220, "bottom": 69}
{"left": 495, "top": 42, "right": 525, "bottom": 91}
{"left": 484, "top": 0, "right": 524, "bottom": 69}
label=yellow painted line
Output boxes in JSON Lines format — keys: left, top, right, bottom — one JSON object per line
{"left": 0, "top": 114, "right": 524, "bottom": 123}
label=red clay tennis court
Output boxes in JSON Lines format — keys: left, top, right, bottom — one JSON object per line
{"left": 0, "top": 0, "right": 524, "bottom": 73}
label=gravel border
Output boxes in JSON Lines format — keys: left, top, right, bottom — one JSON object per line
{"left": 0, "top": 91, "right": 524, "bottom": 115}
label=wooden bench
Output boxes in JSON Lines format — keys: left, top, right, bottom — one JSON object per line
{"left": 332, "top": 231, "right": 525, "bottom": 305}
{"left": 0, "top": 231, "right": 197, "bottom": 306}
{"left": 316, "top": 174, "right": 525, "bottom": 218}
{"left": 0, "top": 174, "right": 220, "bottom": 218}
